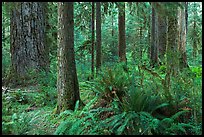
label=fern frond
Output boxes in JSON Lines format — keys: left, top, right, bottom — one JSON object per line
{"left": 54, "top": 120, "right": 71, "bottom": 135}
{"left": 170, "top": 110, "right": 189, "bottom": 120}
{"left": 74, "top": 100, "right": 79, "bottom": 112}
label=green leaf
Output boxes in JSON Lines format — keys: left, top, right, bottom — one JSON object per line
{"left": 74, "top": 100, "right": 79, "bottom": 112}
{"left": 170, "top": 110, "right": 189, "bottom": 120}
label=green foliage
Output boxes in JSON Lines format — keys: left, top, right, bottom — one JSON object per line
{"left": 94, "top": 63, "right": 131, "bottom": 102}
{"left": 190, "top": 66, "right": 202, "bottom": 77}
{"left": 54, "top": 96, "right": 197, "bottom": 135}
{"left": 122, "top": 87, "right": 168, "bottom": 114}
{"left": 158, "top": 65, "right": 167, "bottom": 74}
{"left": 46, "top": 2, "right": 58, "bottom": 57}
{"left": 2, "top": 2, "right": 202, "bottom": 135}
{"left": 152, "top": 110, "right": 196, "bottom": 135}
{"left": 54, "top": 97, "right": 101, "bottom": 135}
{"left": 2, "top": 89, "right": 28, "bottom": 106}
{"left": 2, "top": 95, "right": 56, "bottom": 135}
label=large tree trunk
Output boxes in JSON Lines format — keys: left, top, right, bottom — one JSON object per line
{"left": 192, "top": 2, "right": 198, "bottom": 59}
{"left": 91, "top": 2, "right": 95, "bottom": 78}
{"left": 110, "top": 9, "right": 117, "bottom": 62}
{"left": 166, "top": 5, "right": 179, "bottom": 76}
{"left": 118, "top": 2, "right": 126, "bottom": 63}
{"left": 158, "top": 13, "right": 167, "bottom": 63}
{"left": 150, "top": 5, "right": 159, "bottom": 67}
{"left": 57, "top": 2, "right": 81, "bottom": 113}
{"left": 96, "top": 2, "right": 101, "bottom": 74}
{"left": 10, "top": 2, "right": 49, "bottom": 83}
{"left": 178, "top": 2, "right": 189, "bottom": 70}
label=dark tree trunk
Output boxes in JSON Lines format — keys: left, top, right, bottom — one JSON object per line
{"left": 91, "top": 2, "right": 95, "bottom": 78}
{"left": 150, "top": 5, "right": 159, "bottom": 67}
{"left": 57, "top": 2, "right": 81, "bottom": 113}
{"left": 10, "top": 2, "right": 49, "bottom": 82}
{"left": 158, "top": 14, "right": 167, "bottom": 63}
{"left": 96, "top": 2, "right": 102, "bottom": 74}
{"left": 118, "top": 2, "right": 126, "bottom": 63}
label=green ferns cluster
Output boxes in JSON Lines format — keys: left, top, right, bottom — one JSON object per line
{"left": 55, "top": 97, "right": 196, "bottom": 135}
{"left": 55, "top": 65, "right": 200, "bottom": 135}
{"left": 94, "top": 64, "right": 131, "bottom": 102}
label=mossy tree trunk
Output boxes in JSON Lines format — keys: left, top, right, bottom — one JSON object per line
{"left": 178, "top": 2, "right": 189, "bottom": 70}
{"left": 118, "top": 2, "right": 126, "bottom": 63}
{"left": 57, "top": 2, "right": 81, "bottom": 113}
{"left": 96, "top": 2, "right": 102, "bottom": 74}
{"left": 91, "top": 2, "right": 95, "bottom": 78}
{"left": 10, "top": 2, "right": 49, "bottom": 84}
{"left": 158, "top": 12, "right": 167, "bottom": 63}
{"left": 166, "top": 4, "right": 179, "bottom": 76}
{"left": 110, "top": 9, "right": 117, "bottom": 62}
{"left": 150, "top": 4, "right": 159, "bottom": 67}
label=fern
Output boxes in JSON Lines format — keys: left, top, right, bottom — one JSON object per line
{"left": 54, "top": 96, "right": 101, "bottom": 135}
{"left": 54, "top": 120, "right": 71, "bottom": 135}
{"left": 152, "top": 110, "right": 195, "bottom": 135}
{"left": 170, "top": 110, "right": 189, "bottom": 120}
{"left": 94, "top": 64, "right": 131, "bottom": 102}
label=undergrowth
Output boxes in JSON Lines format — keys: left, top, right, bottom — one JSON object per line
{"left": 2, "top": 63, "right": 202, "bottom": 135}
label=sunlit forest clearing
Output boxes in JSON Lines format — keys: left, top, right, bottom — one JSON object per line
{"left": 2, "top": 2, "right": 202, "bottom": 135}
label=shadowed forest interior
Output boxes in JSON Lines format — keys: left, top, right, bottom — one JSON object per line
{"left": 2, "top": 2, "right": 202, "bottom": 135}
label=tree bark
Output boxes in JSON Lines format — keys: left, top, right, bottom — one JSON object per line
{"left": 91, "top": 2, "right": 95, "bottom": 78}
{"left": 192, "top": 2, "right": 198, "bottom": 58}
{"left": 118, "top": 2, "right": 126, "bottom": 63}
{"left": 96, "top": 2, "right": 101, "bottom": 74}
{"left": 158, "top": 13, "right": 167, "bottom": 62}
{"left": 10, "top": 2, "right": 49, "bottom": 82}
{"left": 178, "top": 2, "right": 189, "bottom": 70}
{"left": 57, "top": 2, "right": 81, "bottom": 113}
{"left": 110, "top": 9, "right": 117, "bottom": 62}
{"left": 150, "top": 5, "right": 159, "bottom": 67}
{"left": 166, "top": 5, "right": 179, "bottom": 76}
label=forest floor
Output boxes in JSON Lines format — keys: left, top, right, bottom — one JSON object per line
{"left": 2, "top": 81, "right": 98, "bottom": 135}
{"left": 2, "top": 65, "right": 202, "bottom": 135}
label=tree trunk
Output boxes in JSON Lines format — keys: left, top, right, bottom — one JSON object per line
{"left": 150, "top": 5, "right": 159, "bottom": 67}
{"left": 166, "top": 5, "right": 179, "bottom": 76}
{"left": 10, "top": 2, "right": 49, "bottom": 83}
{"left": 110, "top": 10, "right": 117, "bottom": 62}
{"left": 118, "top": 2, "right": 126, "bottom": 63}
{"left": 192, "top": 2, "right": 198, "bottom": 58}
{"left": 91, "top": 2, "right": 95, "bottom": 78}
{"left": 158, "top": 13, "right": 167, "bottom": 63}
{"left": 147, "top": 13, "right": 151, "bottom": 60}
{"left": 96, "top": 2, "right": 101, "bottom": 74}
{"left": 178, "top": 2, "right": 189, "bottom": 70}
{"left": 57, "top": 2, "right": 81, "bottom": 113}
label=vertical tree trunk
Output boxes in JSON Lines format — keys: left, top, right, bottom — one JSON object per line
{"left": 178, "top": 2, "right": 189, "bottom": 70}
{"left": 57, "top": 2, "right": 81, "bottom": 113}
{"left": 158, "top": 13, "right": 167, "bottom": 63}
{"left": 166, "top": 5, "right": 179, "bottom": 76}
{"left": 2, "top": 13, "right": 5, "bottom": 46}
{"left": 147, "top": 13, "right": 151, "bottom": 60}
{"left": 192, "top": 2, "right": 198, "bottom": 58}
{"left": 10, "top": 2, "right": 49, "bottom": 82}
{"left": 110, "top": 10, "right": 117, "bottom": 62}
{"left": 96, "top": 2, "right": 101, "bottom": 74}
{"left": 118, "top": 2, "right": 126, "bottom": 63}
{"left": 91, "top": 2, "right": 95, "bottom": 78}
{"left": 150, "top": 5, "right": 159, "bottom": 67}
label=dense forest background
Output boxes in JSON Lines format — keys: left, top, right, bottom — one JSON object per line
{"left": 2, "top": 2, "right": 202, "bottom": 135}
